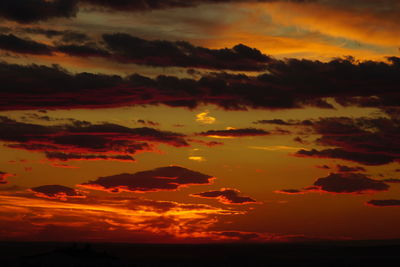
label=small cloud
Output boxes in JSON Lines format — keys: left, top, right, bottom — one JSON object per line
{"left": 188, "top": 156, "right": 205, "bottom": 162}
{"left": 275, "top": 189, "right": 305, "bottom": 195}
{"left": 249, "top": 145, "right": 304, "bottom": 151}
{"left": 191, "top": 188, "right": 259, "bottom": 205}
{"left": 366, "top": 199, "right": 400, "bottom": 207}
{"left": 0, "top": 171, "right": 15, "bottom": 184}
{"left": 30, "top": 185, "right": 86, "bottom": 201}
{"left": 198, "top": 128, "right": 269, "bottom": 138}
{"left": 196, "top": 110, "right": 216, "bottom": 124}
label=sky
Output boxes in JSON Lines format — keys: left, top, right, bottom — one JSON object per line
{"left": 0, "top": 0, "right": 400, "bottom": 243}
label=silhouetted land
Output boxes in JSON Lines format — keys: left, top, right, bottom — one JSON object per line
{"left": 1, "top": 240, "right": 400, "bottom": 266}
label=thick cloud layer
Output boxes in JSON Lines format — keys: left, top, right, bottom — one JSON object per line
{"left": 0, "top": 0, "right": 77, "bottom": 23}
{"left": 79, "top": 166, "right": 215, "bottom": 192}
{"left": 0, "top": 56, "right": 399, "bottom": 111}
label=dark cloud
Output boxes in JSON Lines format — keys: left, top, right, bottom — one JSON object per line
{"left": 30, "top": 185, "right": 85, "bottom": 200}
{"left": 187, "top": 139, "right": 224, "bottom": 147}
{"left": 254, "top": 119, "right": 294, "bottom": 125}
{"left": 45, "top": 152, "right": 135, "bottom": 162}
{"left": 277, "top": 173, "right": 390, "bottom": 195}
{"left": 136, "top": 120, "right": 160, "bottom": 127}
{"left": 102, "top": 33, "right": 270, "bottom": 71}
{"left": 312, "top": 173, "right": 389, "bottom": 194}
{"left": 0, "top": 116, "right": 188, "bottom": 163}
{"left": 198, "top": 128, "right": 270, "bottom": 137}
{"left": 294, "top": 117, "right": 400, "bottom": 166}
{"left": 0, "top": 0, "right": 77, "bottom": 23}
{"left": 275, "top": 189, "right": 304, "bottom": 194}
{"left": 0, "top": 34, "right": 53, "bottom": 55}
{"left": 382, "top": 178, "right": 400, "bottom": 183}
{"left": 79, "top": 166, "right": 215, "bottom": 193}
{"left": 18, "top": 27, "right": 65, "bottom": 38}
{"left": 191, "top": 188, "right": 258, "bottom": 204}
{"left": 216, "top": 231, "right": 260, "bottom": 240}
{"left": 0, "top": 171, "right": 13, "bottom": 184}
{"left": 0, "top": 55, "right": 399, "bottom": 110}
{"left": 295, "top": 148, "right": 397, "bottom": 166}
{"left": 336, "top": 165, "right": 366, "bottom": 172}
{"left": 79, "top": 0, "right": 314, "bottom": 12}
{"left": 0, "top": 30, "right": 270, "bottom": 71}
{"left": 366, "top": 199, "right": 400, "bottom": 207}
{"left": 315, "top": 165, "right": 331, "bottom": 169}
{"left": 56, "top": 44, "right": 110, "bottom": 58}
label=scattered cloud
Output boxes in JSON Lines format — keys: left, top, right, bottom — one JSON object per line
{"left": 188, "top": 156, "right": 206, "bottom": 162}
{"left": 30, "top": 185, "right": 86, "bottom": 201}
{"left": 191, "top": 188, "right": 258, "bottom": 204}
{"left": 79, "top": 166, "right": 215, "bottom": 193}
{"left": 196, "top": 111, "right": 216, "bottom": 124}
{"left": 198, "top": 128, "right": 270, "bottom": 138}
{"left": 366, "top": 199, "right": 400, "bottom": 207}
{"left": 0, "top": 171, "right": 14, "bottom": 184}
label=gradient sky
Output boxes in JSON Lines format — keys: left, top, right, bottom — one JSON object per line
{"left": 0, "top": 0, "right": 400, "bottom": 243}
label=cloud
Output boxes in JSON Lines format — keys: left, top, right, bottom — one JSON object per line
{"left": 45, "top": 152, "right": 135, "bottom": 162}
{"left": 79, "top": 166, "right": 215, "bottom": 193}
{"left": 30, "top": 185, "right": 86, "bottom": 201}
{"left": 382, "top": 178, "right": 400, "bottom": 183}
{"left": 366, "top": 199, "right": 400, "bottom": 207}
{"left": 249, "top": 145, "right": 303, "bottom": 151}
{"left": 1, "top": 56, "right": 399, "bottom": 111}
{"left": 0, "top": 34, "right": 53, "bottom": 55}
{"left": 277, "top": 173, "right": 389, "bottom": 195}
{"left": 254, "top": 119, "right": 296, "bottom": 125}
{"left": 196, "top": 111, "right": 216, "bottom": 124}
{"left": 0, "top": 116, "right": 189, "bottom": 163}
{"left": 336, "top": 165, "right": 366, "bottom": 172}
{"left": 292, "top": 117, "right": 400, "bottom": 166}
{"left": 191, "top": 188, "right": 258, "bottom": 204}
{"left": 198, "top": 128, "right": 270, "bottom": 138}
{"left": 0, "top": 171, "right": 14, "bottom": 184}
{"left": 188, "top": 156, "right": 205, "bottom": 162}
{"left": 0, "top": 193, "right": 248, "bottom": 243}
{"left": 295, "top": 148, "right": 397, "bottom": 166}
{"left": 311, "top": 173, "right": 389, "bottom": 194}
{"left": 0, "top": 0, "right": 77, "bottom": 23}
{"left": 56, "top": 43, "right": 110, "bottom": 58}
{"left": 215, "top": 231, "right": 260, "bottom": 240}
{"left": 136, "top": 120, "right": 160, "bottom": 127}
{"left": 274, "top": 189, "right": 304, "bottom": 195}
{"left": 102, "top": 33, "right": 271, "bottom": 71}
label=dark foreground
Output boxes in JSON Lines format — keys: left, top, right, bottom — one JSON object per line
{"left": 1, "top": 240, "right": 399, "bottom": 266}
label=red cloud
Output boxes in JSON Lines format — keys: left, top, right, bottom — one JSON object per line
{"left": 30, "top": 185, "right": 86, "bottom": 201}
{"left": 277, "top": 173, "right": 389, "bottom": 195}
{"left": 191, "top": 188, "right": 258, "bottom": 204}
{"left": 79, "top": 166, "right": 215, "bottom": 193}
{"left": 198, "top": 128, "right": 270, "bottom": 138}
{"left": 366, "top": 199, "right": 400, "bottom": 207}
{"left": 0, "top": 171, "right": 14, "bottom": 184}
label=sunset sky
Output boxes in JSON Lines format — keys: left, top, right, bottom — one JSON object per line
{"left": 0, "top": 0, "right": 400, "bottom": 243}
